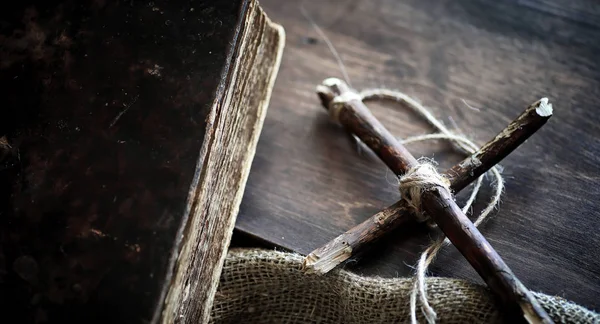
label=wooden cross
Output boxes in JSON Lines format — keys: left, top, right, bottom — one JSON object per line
{"left": 304, "top": 78, "right": 554, "bottom": 323}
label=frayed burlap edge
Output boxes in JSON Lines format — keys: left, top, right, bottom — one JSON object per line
{"left": 210, "top": 249, "right": 599, "bottom": 323}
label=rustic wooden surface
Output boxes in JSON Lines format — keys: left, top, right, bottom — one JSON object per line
{"left": 0, "top": 0, "right": 247, "bottom": 322}
{"left": 235, "top": 0, "right": 600, "bottom": 311}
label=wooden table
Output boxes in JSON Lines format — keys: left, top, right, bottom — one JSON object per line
{"left": 234, "top": 0, "right": 600, "bottom": 311}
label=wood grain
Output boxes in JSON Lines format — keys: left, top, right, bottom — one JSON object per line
{"left": 234, "top": 0, "right": 600, "bottom": 311}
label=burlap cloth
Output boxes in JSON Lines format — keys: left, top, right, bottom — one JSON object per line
{"left": 210, "top": 249, "right": 599, "bottom": 323}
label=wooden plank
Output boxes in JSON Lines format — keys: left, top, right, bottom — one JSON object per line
{"left": 235, "top": 0, "right": 600, "bottom": 311}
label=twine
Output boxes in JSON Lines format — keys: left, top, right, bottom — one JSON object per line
{"left": 398, "top": 162, "right": 451, "bottom": 223}
{"left": 329, "top": 87, "right": 504, "bottom": 324}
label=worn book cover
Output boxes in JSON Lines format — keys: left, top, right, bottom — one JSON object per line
{"left": 0, "top": 0, "right": 284, "bottom": 323}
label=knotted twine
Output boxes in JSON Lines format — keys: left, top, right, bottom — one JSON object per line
{"left": 328, "top": 87, "right": 504, "bottom": 324}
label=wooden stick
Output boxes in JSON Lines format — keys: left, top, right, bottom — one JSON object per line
{"left": 305, "top": 94, "right": 553, "bottom": 274}
{"left": 311, "top": 78, "right": 553, "bottom": 324}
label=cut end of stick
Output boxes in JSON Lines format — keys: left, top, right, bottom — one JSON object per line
{"left": 316, "top": 77, "right": 355, "bottom": 118}
{"left": 322, "top": 77, "right": 344, "bottom": 87}
{"left": 521, "top": 301, "right": 547, "bottom": 324}
{"left": 315, "top": 84, "right": 329, "bottom": 96}
{"left": 302, "top": 240, "right": 352, "bottom": 274}
{"left": 535, "top": 98, "right": 553, "bottom": 117}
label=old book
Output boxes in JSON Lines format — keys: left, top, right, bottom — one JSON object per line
{"left": 0, "top": 0, "right": 284, "bottom": 323}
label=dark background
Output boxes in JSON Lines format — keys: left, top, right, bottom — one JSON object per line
{"left": 0, "top": 0, "right": 243, "bottom": 322}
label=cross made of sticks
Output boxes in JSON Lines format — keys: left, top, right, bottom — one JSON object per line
{"left": 303, "top": 78, "right": 554, "bottom": 323}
